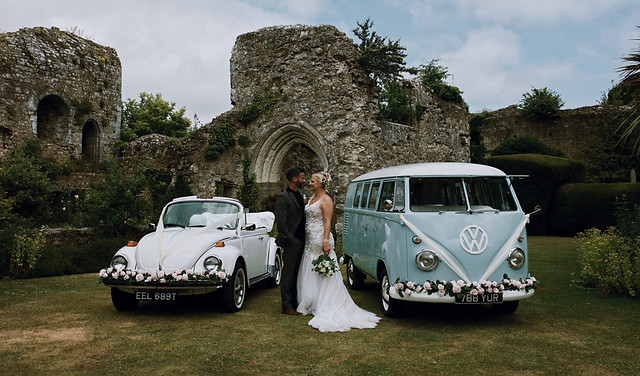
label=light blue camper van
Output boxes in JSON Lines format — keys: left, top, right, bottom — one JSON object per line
{"left": 342, "top": 163, "right": 538, "bottom": 316}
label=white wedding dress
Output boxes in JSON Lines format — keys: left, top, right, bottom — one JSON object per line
{"left": 296, "top": 200, "right": 380, "bottom": 332}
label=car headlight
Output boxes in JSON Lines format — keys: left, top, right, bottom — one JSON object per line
{"left": 111, "top": 255, "right": 127, "bottom": 270}
{"left": 507, "top": 247, "right": 525, "bottom": 269}
{"left": 415, "top": 250, "right": 439, "bottom": 271}
{"left": 204, "top": 256, "right": 222, "bottom": 271}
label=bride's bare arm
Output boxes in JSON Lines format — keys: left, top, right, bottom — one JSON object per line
{"left": 320, "top": 195, "right": 334, "bottom": 254}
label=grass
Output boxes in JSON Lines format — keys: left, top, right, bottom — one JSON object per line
{"left": 1, "top": 236, "right": 639, "bottom": 375}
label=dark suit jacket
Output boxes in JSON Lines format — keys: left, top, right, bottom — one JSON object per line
{"left": 275, "top": 188, "right": 305, "bottom": 247}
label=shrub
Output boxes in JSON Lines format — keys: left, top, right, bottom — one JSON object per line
{"left": 491, "top": 135, "right": 565, "bottom": 157}
{"left": 10, "top": 228, "right": 46, "bottom": 278}
{"left": 238, "top": 87, "right": 280, "bottom": 125}
{"left": 576, "top": 227, "right": 640, "bottom": 297}
{"left": 81, "top": 161, "right": 153, "bottom": 236}
{"left": 518, "top": 87, "right": 564, "bottom": 120}
{"left": 206, "top": 121, "right": 236, "bottom": 160}
{"left": 0, "top": 138, "right": 60, "bottom": 225}
{"left": 417, "top": 60, "right": 466, "bottom": 105}
{"left": 32, "top": 237, "right": 128, "bottom": 277}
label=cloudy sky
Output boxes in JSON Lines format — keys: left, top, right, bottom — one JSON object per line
{"left": 2, "top": 0, "right": 639, "bottom": 124}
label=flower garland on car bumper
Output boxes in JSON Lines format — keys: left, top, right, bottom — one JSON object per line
{"left": 98, "top": 267, "right": 229, "bottom": 285}
{"left": 394, "top": 274, "right": 537, "bottom": 298}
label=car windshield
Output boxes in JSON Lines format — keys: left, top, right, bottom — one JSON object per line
{"left": 409, "top": 177, "right": 517, "bottom": 212}
{"left": 162, "top": 201, "right": 240, "bottom": 229}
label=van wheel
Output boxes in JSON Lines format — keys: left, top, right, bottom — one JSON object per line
{"left": 380, "top": 267, "right": 402, "bottom": 317}
{"left": 346, "top": 257, "right": 365, "bottom": 290}
{"left": 492, "top": 301, "right": 519, "bottom": 314}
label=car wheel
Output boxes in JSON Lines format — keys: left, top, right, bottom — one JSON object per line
{"left": 267, "top": 251, "right": 282, "bottom": 288}
{"left": 492, "top": 300, "right": 519, "bottom": 314}
{"left": 111, "top": 287, "right": 138, "bottom": 311}
{"left": 346, "top": 257, "right": 365, "bottom": 290}
{"left": 380, "top": 266, "right": 402, "bottom": 317}
{"left": 222, "top": 262, "right": 247, "bottom": 312}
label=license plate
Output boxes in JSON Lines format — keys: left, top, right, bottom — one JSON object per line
{"left": 455, "top": 292, "right": 503, "bottom": 304}
{"left": 135, "top": 291, "right": 177, "bottom": 301}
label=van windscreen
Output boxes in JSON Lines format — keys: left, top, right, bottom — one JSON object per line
{"left": 409, "top": 177, "right": 516, "bottom": 212}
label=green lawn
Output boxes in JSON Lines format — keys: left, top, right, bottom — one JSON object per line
{"left": 0, "top": 236, "right": 638, "bottom": 375}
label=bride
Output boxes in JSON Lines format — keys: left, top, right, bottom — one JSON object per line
{"left": 296, "top": 171, "right": 380, "bottom": 332}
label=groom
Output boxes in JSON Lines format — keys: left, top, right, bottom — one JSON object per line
{"left": 275, "top": 167, "right": 306, "bottom": 316}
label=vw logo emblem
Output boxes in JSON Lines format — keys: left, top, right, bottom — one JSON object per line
{"left": 460, "top": 225, "right": 488, "bottom": 254}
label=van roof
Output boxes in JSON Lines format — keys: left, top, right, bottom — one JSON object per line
{"left": 352, "top": 163, "right": 507, "bottom": 182}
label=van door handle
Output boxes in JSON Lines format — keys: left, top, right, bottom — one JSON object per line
{"left": 363, "top": 225, "right": 367, "bottom": 230}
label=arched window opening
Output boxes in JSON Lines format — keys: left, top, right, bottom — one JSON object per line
{"left": 82, "top": 120, "right": 99, "bottom": 163}
{"left": 37, "top": 95, "right": 69, "bottom": 140}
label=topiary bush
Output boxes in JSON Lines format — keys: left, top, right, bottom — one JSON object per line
{"left": 548, "top": 183, "right": 640, "bottom": 236}
{"left": 491, "top": 135, "right": 565, "bottom": 157}
{"left": 485, "top": 154, "right": 586, "bottom": 234}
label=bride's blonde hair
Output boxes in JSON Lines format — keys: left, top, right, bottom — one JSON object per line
{"left": 314, "top": 171, "right": 332, "bottom": 189}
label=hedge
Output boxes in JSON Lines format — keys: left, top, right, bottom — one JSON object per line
{"left": 485, "top": 154, "right": 586, "bottom": 234}
{"left": 549, "top": 183, "right": 640, "bottom": 236}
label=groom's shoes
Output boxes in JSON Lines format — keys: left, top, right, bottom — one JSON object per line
{"left": 282, "top": 307, "right": 302, "bottom": 316}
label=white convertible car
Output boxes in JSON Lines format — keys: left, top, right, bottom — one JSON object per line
{"left": 100, "top": 196, "right": 282, "bottom": 312}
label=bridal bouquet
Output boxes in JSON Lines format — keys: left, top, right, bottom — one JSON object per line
{"left": 311, "top": 254, "right": 339, "bottom": 277}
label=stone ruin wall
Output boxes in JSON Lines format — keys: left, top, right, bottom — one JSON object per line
{"left": 126, "top": 24, "right": 470, "bottom": 216}
{"left": 0, "top": 27, "right": 121, "bottom": 162}
{"left": 479, "top": 104, "right": 623, "bottom": 161}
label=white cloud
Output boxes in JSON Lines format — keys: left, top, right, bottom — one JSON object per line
{"left": 462, "top": 0, "right": 634, "bottom": 26}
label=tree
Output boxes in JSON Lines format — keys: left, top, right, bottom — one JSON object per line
{"left": 378, "top": 80, "right": 413, "bottom": 124}
{"left": 121, "top": 92, "right": 191, "bottom": 142}
{"left": 518, "top": 87, "right": 564, "bottom": 120}
{"left": 353, "top": 18, "right": 408, "bottom": 84}
{"left": 237, "top": 159, "right": 260, "bottom": 212}
{"left": 417, "top": 59, "right": 466, "bottom": 105}
{"left": 616, "top": 28, "right": 640, "bottom": 152}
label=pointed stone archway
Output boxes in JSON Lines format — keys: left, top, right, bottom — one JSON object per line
{"left": 81, "top": 119, "right": 100, "bottom": 163}
{"left": 253, "top": 122, "right": 328, "bottom": 198}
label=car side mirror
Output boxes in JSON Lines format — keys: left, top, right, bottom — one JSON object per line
{"left": 149, "top": 223, "right": 157, "bottom": 230}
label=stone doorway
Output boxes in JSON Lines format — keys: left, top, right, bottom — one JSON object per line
{"left": 82, "top": 120, "right": 99, "bottom": 163}
{"left": 253, "top": 122, "right": 328, "bottom": 200}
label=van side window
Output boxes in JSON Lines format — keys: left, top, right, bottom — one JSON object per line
{"left": 368, "top": 181, "right": 381, "bottom": 210}
{"left": 410, "top": 178, "right": 466, "bottom": 212}
{"left": 378, "top": 181, "right": 396, "bottom": 211}
{"left": 394, "top": 180, "right": 405, "bottom": 212}
{"left": 360, "top": 182, "right": 371, "bottom": 208}
{"left": 352, "top": 183, "right": 363, "bottom": 208}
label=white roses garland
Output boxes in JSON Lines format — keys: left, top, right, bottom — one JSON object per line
{"left": 99, "top": 267, "right": 229, "bottom": 285}
{"left": 394, "top": 274, "right": 537, "bottom": 298}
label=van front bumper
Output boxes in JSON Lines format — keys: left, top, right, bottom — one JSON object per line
{"left": 389, "top": 288, "right": 535, "bottom": 303}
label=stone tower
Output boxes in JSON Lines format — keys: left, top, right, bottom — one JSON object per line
{"left": 0, "top": 27, "right": 121, "bottom": 163}
{"left": 125, "top": 24, "right": 469, "bottom": 215}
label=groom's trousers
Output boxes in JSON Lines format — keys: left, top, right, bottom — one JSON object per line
{"left": 280, "top": 238, "right": 304, "bottom": 311}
